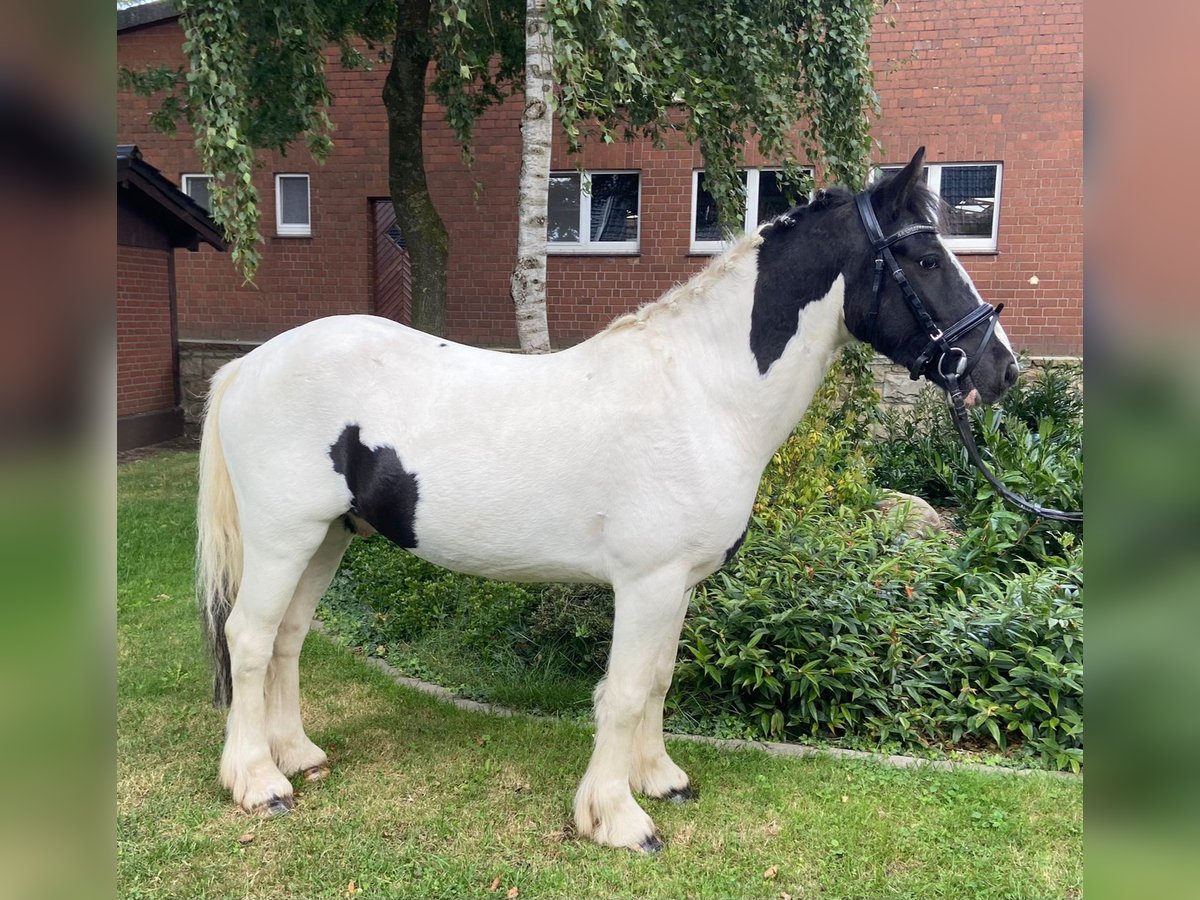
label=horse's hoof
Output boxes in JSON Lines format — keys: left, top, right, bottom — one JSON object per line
{"left": 664, "top": 784, "right": 697, "bottom": 804}
{"left": 256, "top": 794, "right": 294, "bottom": 817}
{"left": 303, "top": 765, "right": 330, "bottom": 782}
{"left": 637, "top": 833, "right": 664, "bottom": 854}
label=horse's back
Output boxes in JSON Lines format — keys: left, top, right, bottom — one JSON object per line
{"left": 212, "top": 316, "right": 620, "bottom": 578}
{"left": 213, "top": 314, "right": 752, "bottom": 584}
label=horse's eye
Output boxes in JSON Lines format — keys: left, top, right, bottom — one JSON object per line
{"left": 919, "top": 255, "right": 939, "bottom": 270}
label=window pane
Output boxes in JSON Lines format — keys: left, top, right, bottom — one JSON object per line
{"left": 756, "top": 170, "right": 802, "bottom": 224}
{"left": 940, "top": 165, "right": 997, "bottom": 238}
{"left": 694, "top": 174, "right": 722, "bottom": 242}
{"left": 279, "top": 176, "right": 309, "bottom": 225}
{"left": 589, "top": 173, "right": 639, "bottom": 242}
{"left": 186, "top": 176, "right": 212, "bottom": 212}
{"left": 694, "top": 171, "right": 748, "bottom": 241}
{"left": 547, "top": 173, "right": 580, "bottom": 242}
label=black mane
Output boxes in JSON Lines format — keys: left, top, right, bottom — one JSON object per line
{"left": 763, "top": 177, "right": 942, "bottom": 237}
{"left": 748, "top": 172, "right": 942, "bottom": 375}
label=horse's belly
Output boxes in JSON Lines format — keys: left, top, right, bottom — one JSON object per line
{"left": 399, "top": 461, "right": 756, "bottom": 587}
{"left": 407, "top": 545, "right": 607, "bottom": 584}
{"left": 404, "top": 485, "right": 612, "bottom": 583}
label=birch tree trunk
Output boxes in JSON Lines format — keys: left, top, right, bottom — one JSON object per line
{"left": 509, "top": 0, "right": 553, "bottom": 353}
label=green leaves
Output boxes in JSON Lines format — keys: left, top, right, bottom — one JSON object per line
{"left": 662, "top": 359, "right": 1083, "bottom": 771}
{"left": 129, "top": 0, "right": 878, "bottom": 280}
{"left": 756, "top": 343, "right": 881, "bottom": 525}
{"left": 873, "top": 362, "right": 1084, "bottom": 575}
{"left": 123, "top": 0, "right": 363, "bottom": 279}
{"left": 547, "top": 0, "right": 877, "bottom": 228}
{"left": 676, "top": 528, "right": 1082, "bottom": 769}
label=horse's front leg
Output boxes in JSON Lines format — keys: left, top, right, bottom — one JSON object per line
{"left": 630, "top": 589, "right": 694, "bottom": 802}
{"left": 574, "top": 570, "right": 690, "bottom": 852}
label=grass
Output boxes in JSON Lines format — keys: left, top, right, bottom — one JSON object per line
{"left": 118, "top": 451, "right": 1083, "bottom": 899}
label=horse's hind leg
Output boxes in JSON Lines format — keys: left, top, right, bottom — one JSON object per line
{"left": 265, "top": 521, "right": 352, "bottom": 780}
{"left": 630, "top": 590, "right": 694, "bottom": 802}
{"left": 220, "top": 524, "right": 331, "bottom": 815}
{"left": 575, "top": 569, "right": 690, "bottom": 851}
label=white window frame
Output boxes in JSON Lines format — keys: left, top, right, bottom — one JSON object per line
{"left": 546, "top": 170, "right": 641, "bottom": 255}
{"left": 275, "top": 173, "right": 311, "bottom": 237}
{"left": 181, "top": 173, "right": 212, "bottom": 212}
{"left": 690, "top": 167, "right": 811, "bottom": 254}
{"left": 873, "top": 162, "right": 1003, "bottom": 253}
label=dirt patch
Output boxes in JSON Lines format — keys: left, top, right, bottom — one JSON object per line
{"left": 118, "top": 433, "right": 200, "bottom": 465}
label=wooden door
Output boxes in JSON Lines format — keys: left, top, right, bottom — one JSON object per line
{"left": 371, "top": 199, "right": 412, "bottom": 325}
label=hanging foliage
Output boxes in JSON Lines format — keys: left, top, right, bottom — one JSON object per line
{"left": 121, "top": 0, "right": 881, "bottom": 276}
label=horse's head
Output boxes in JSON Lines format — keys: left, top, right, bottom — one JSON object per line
{"left": 841, "top": 147, "right": 1019, "bottom": 406}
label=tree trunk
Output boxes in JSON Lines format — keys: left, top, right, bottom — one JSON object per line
{"left": 383, "top": 0, "right": 448, "bottom": 336}
{"left": 509, "top": 0, "right": 553, "bottom": 353}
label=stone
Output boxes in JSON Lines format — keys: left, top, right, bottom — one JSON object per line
{"left": 876, "top": 490, "right": 945, "bottom": 535}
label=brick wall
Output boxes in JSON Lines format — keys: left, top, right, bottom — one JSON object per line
{"left": 869, "top": 0, "right": 1083, "bottom": 355}
{"left": 117, "top": 244, "right": 176, "bottom": 417}
{"left": 117, "top": 0, "right": 1081, "bottom": 355}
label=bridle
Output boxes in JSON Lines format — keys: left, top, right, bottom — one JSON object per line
{"left": 854, "top": 192, "right": 1083, "bottom": 524}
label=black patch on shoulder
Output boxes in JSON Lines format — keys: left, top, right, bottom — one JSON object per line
{"left": 750, "top": 198, "right": 849, "bottom": 375}
{"left": 438, "top": 342, "right": 447, "bottom": 347}
{"left": 722, "top": 524, "right": 749, "bottom": 566}
{"left": 329, "top": 424, "right": 420, "bottom": 548}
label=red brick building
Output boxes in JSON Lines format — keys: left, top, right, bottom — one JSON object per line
{"left": 117, "top": 0, "right": 1081, "bottom": 365}
{"left": 117, "top": 144, "right": 225, "bottom": 448}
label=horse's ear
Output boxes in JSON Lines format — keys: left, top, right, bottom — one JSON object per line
{"left": 876, "top": 146, "right": 926, "bottom": 215}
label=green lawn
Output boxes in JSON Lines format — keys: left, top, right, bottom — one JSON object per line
{"left": 118, "top": 451, "right": 1082, "bottom": 899}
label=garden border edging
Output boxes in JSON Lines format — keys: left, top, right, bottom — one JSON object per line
{"left": 311, "top": 620, "right": 1081, "bottom": 782}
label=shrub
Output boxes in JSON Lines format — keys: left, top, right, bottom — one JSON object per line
{"left": 755, "top": 343, "right": 881, "bottom": 526}
{"left": 872, "top": 361, "right": 1083, "bottom": 572}
{"left": 520, "top": 583, "right": 614, "bottom": 672}
{"left": 672, "top": 502, "right": 1083, "bottom": 771}
{"left": 324, "top": 536, "right": 541, "bottom": 663}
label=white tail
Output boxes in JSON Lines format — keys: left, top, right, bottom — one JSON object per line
{"left": 196, "top": 358, "right": 244, "bottom": 707}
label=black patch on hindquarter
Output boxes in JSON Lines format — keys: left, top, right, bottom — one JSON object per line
{"left": 749, "top": 190, "right": 852, "bottom": 375}
{"left": 329, "top": 424, "right": 420, "bottom": 548}
{"left": 722, "top": 524, "right": 749, "bottom": 567}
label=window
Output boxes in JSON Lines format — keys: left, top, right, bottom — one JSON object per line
{"left": 691, "top": 168, "right": 809, "bottom": 253}
{"left": 874, "top": 162, "right": 1002, "bottom": 253}
{"left": 547, "top": 171, "right": 640, "bottom": 253}
{"left": 275, "top": 174, "right": 311, "bottom": 237}
{"left": 181, "top": 174, "right": 212, "bottom": 212}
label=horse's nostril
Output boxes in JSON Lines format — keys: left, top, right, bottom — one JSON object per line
{"left": 1004, "top": 361, "right": 1020, "bottom": 387}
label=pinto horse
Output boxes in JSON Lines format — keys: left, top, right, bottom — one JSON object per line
{"left": 196, "top": 148, "right": 1018, "bottom": 851}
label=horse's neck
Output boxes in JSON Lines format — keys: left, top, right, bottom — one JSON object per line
{"left": 611, "top": 241, "right": 852, "bottom": 466}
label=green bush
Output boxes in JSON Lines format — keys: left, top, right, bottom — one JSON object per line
{"left": 755, "top": 344, "right": 880, "bottom": 524}
{"left": 323, "top": 537, "right": 541, "bottom": 664}
{"left": 872, "top": 361, "right": 1083, "bottom": 571}
{"left": 519, "top": 583, "right": 614, "bottom": 672}
{"left": 672, "top": 502, "right": 1083, "bottom": 771}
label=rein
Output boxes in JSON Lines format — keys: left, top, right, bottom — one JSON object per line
{"left": 854, "top": 192, "right": 1083, "bottom": 524}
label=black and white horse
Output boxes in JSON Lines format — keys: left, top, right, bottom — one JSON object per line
{"left": 196, "top": 148, "right": 1017, "bottom": 851}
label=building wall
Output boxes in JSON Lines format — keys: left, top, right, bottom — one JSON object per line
{"left": 869, "top": 0, "right": 1083, "bottom": 355}
{"left": 117, "top": 244, "right": 176, "bottom": 417}
{"left": 117, "top": 0, "right": 1081, "bottom": 355}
